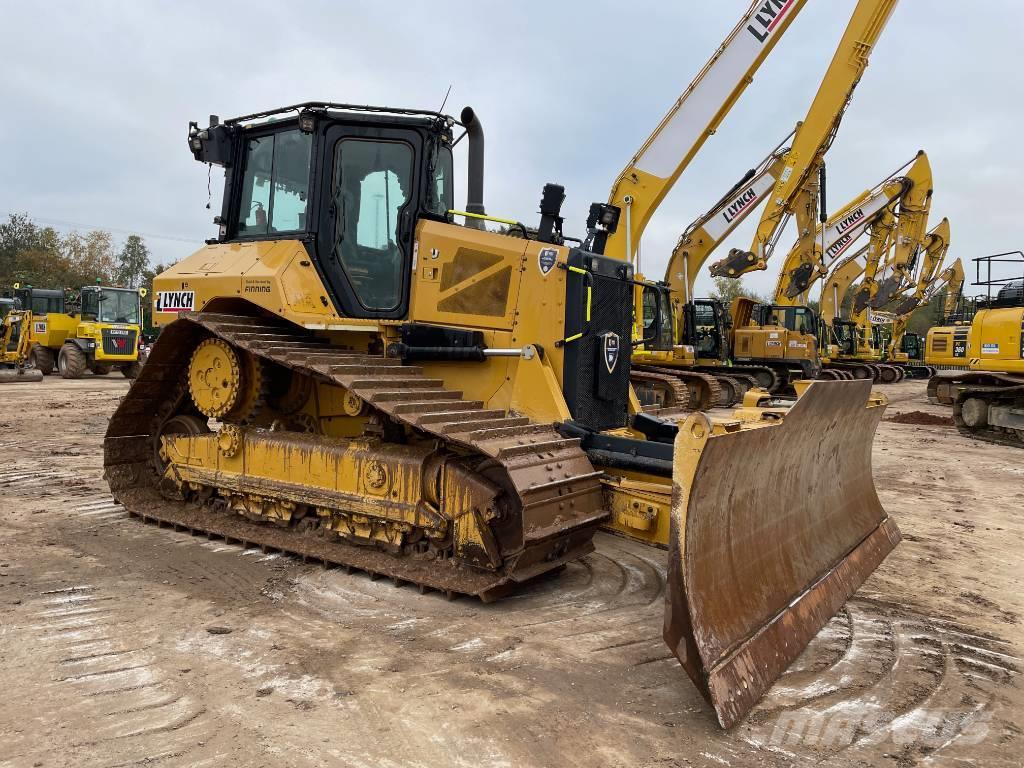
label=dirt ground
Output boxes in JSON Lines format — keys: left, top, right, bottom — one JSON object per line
{"left": 0, "top": 377, "right": 1020, "bottom": 768}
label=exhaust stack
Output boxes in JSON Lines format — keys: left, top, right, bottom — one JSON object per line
{"left": 460, "top": 106, "right": 485, "bottom": 230}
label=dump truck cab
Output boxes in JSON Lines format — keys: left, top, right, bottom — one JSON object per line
{"left": 19, "top": 283, "right": 144, "bottom": 378}
{"left": 73, "top": 285, "right": 145, "bottom": 366}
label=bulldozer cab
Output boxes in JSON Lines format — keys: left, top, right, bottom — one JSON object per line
{"left": 193, "top": 105, "right": 455, "bottom": 321}
{"left": 682, "top": 299, "right": 729, "bottom": 362}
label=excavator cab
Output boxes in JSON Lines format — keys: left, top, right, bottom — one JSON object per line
{"left": 828, "top": 319, "right": 859, "bottom": 357}
{"left": 682, "top": 299, "right": 730, "bottom": 362}
{"left": 639, "top": 282, "right": 674, "bottom": 352}
{"left": 900, "top": 332, "right": 923, "bottom": 360}
{"left": 0, "top": 296, "right": 17, "bottom": 321}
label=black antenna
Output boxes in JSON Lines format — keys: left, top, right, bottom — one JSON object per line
{"left": 438, "top": 84, "right": 453, "bottom": 116}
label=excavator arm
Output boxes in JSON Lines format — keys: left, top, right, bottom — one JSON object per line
{"left": 870, "top": 161, "right": 935, "bottom": 306}
{"left": 773, "top": 151, "right": 929, "bottom": 304}
{"left": 940, "top": 257, "right": 966, "bottom": 319}
{"left": 600, "top": 0, "right": 809, "bottom": 263}
{"left": 710, "top": 0, "right": 898, "bottom": 280}
{"left": 890, "top": 254, "right": 961, "bottom": 355}
{"left": 666, "top": 141, "right": 790, "bottom": 304}
{"left": 889, "top": 218, "right": 952, "bottom": 316}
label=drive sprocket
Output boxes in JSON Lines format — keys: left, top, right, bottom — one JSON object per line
{"left": 188, "top": 337, "right": 264, "bottom": 423}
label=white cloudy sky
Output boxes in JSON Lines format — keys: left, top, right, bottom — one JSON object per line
{"left": 2, "top": 0, "right": 1021, "bottom": 296}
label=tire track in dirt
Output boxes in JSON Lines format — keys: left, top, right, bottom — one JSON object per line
{"left": 0, "top": 583, "right": 218, "bottom": 768}
{"left": 736, "top": 596, "right": 1020, "bottom": 764}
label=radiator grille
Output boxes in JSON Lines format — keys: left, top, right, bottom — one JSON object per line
{"left": 102, "top": 328, "right": 136, "bottom": 355}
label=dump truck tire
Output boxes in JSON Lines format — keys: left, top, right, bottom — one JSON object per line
{"left": 92, "top": 364, "right": 112, "bottom": 376}
{"left": 30, "top": 345, "right": 55, "bottom": 375}
{"left": 58, "top": 344, "right": 87, "bottom": 379}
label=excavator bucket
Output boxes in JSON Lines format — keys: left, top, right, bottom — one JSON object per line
{"left": 664, "top": 379, "right": 899, "bottom": 728}
{"left": 0, "top": 368, "right": 43, "bottom": 383}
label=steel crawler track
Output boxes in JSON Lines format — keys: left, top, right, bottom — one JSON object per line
{"left": 104, "top": 312, "right": 609, "bottom": 601}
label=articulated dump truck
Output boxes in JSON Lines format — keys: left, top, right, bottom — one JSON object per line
{"left": 102, "top": 101, "right": 899, "bottom": 728}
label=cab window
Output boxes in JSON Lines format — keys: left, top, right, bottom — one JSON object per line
{"left": 237, "top": 129, "right": 312, "bottom": 235}
{"left": 332, "top": 139, "right": 414, "bottom": 312}
{"left": 427, "top": 146, "right": 454, "bottom": 216}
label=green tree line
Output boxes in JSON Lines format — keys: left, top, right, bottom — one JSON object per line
{"left": 0, "top": 212, "right": 167, "bottom": 293}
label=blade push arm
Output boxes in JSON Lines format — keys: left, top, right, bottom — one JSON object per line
{"left": 711, "top": 0, "right": 898, "bottom": 280}
{"left": 601, "top": 0, "right": 809, "bottom": 262}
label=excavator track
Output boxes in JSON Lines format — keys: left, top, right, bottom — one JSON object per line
{"left": 825, "top": 362, "right": 875, "bottom": 381}
{"left": 633, "top": 365, "right": 722, "bottom": 412}
{"left": 697, "top": 364, "right": 780, "bottom": 393}
{"left": 104, "top": 313, "right": 608, "bottom": 602}
{"left": 952, "top": 383, "right": 1024, "bottom": 447}
{"left": 630, "top": 369, "right": 691, "bottom": 412}
{"left": 929, "top": 371, "right": 1024, "bottom": 446}
{"left": 715, "top": 372, "right": 760, "bottom": 406}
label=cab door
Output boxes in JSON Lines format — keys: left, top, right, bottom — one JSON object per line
{"left": 316, "top": 126, "right": 423, "bottom": 320}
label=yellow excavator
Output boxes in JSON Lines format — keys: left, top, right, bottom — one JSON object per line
{"left": 103, "top": 0, "right": 901, "bottom": 729}
{"left": 928, "top": 251, "right": 1024, "bottom": 445}
{"left": 819, "top": 243, "right": 899, "bottom": 381}
{"left": 731, "top": 151, "right": 933, "bottom": 382}
{"left": 629, "top": 0, "right": 899, "bottom": 406}
{"left": 885, "top": 219, "right": 952, "bottom": 376}
{"left": 819, "top": 217, "right": 950, "bottom": 381}
{"left": 0, "top": 307, "right": 44, "bottom": 383}
{"left": 923, "top": 259, "right": 968, "bottom": 368}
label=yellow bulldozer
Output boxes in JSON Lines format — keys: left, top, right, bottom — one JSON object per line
{"left": 103, "top": 0, "right": 901, "bottom": 729}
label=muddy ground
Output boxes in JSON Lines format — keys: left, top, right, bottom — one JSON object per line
{"left": 0, "top": 377, "right": 1020, "bottom": 768}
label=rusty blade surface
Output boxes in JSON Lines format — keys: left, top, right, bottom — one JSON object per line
{"left": 663, "top": 379, "right": 900, "bottom": 728}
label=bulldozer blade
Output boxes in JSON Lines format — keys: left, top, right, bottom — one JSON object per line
{"left": 0, "top": 368, "right": 43, "bottom": 383}
{"left": 664, "top": 379, "right": 899, "bottom": 728}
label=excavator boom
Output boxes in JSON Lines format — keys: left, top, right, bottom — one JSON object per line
{"left": 712, "top": 0, "right": 898, "bottom": 280}
{"left": 602, "top": 0, "right": 808, "bottom": 263}
{"left": 774, "top": 151, "right": 929, "bottom": 304}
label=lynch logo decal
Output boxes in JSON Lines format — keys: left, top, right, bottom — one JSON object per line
{"left": 33, "top": 321, "right": 47, "bottom": 334}
{"left": 722, "top": 188, "right": 759, "bottom": 224}
{"left": 826, "top": 234, "right": 854, "bottom": 260}
{"left": 746, "top": 0, "right": 795, "bottom": 42}
{"left": 155, "top": 290, "right": 196, "bottom": 313}
{"left": 603, "top": 332, "right": 620, "bottom": 374}
{"left": 835, "top": 208, "right": 866, "bottom": 236}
